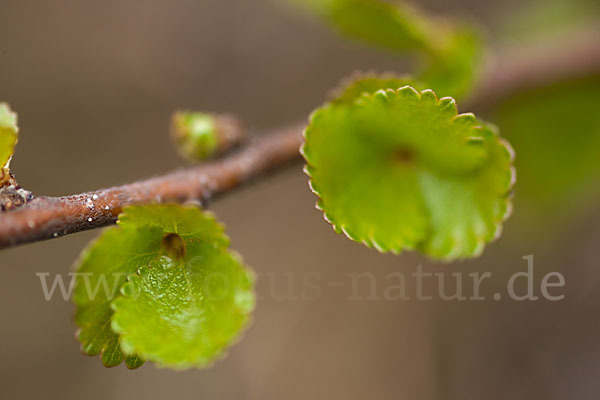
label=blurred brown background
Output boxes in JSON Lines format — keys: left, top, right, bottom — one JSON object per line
{"left": 1, "top": 0, "right": 599, "bottom": 399}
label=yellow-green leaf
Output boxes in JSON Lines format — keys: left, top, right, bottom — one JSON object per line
{"left": 302, "top": 86, "right": 515, "bottom": 260}
{"left": 73, "top": 204, "right": 254, "bottom": 369}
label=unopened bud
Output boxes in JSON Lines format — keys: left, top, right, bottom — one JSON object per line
{"left": 170, "top": 111, "right": 245, "bottom": 161}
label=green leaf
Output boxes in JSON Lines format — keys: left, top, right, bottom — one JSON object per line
{"left": 282, "top": 0, "right": 484, "bottom": 99}
{"left": 73, "top": 204, "right": 254, "bottom": 369}
{"left": 0, "top": 103, "right": 19, "bottom": 185}
{"left": 302, "top": 86, "right": 515, "bottom": 260}
{"left": 494, "top": 76, "right": 600, "bottom": 226}
{"left": 286, "top": 0, "right": 436, "bottom": 52}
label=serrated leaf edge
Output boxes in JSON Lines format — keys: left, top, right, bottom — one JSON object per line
{"left": 71, "top": 225, "right": 145, "bottom": 369}
{"left": 327, "top": 70, "right": 419, "bottom": 102}
{"left": 301, "top": 85, "right": 516, "bottom": 260}
{"left": 72, "top": 204, "right": 231, "bottom": 369}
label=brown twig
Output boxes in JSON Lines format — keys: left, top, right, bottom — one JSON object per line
{"left": 0, "top": 125, "right": 303, "bottom": 248}
{"left": 0, "top": 28, "right": 599, "bottom": 249}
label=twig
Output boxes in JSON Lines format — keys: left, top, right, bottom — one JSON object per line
{"left": 0, "top": 28, "right": 599, "bottom": 249}
{"left": 0, "top": 125, "right": 303, "bottom": 248}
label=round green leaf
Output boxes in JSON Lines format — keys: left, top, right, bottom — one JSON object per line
{"left": 302, "top": 86, "right": 515, "bottom": 260}
{"left": 73, "top": 204, "right": 254, "bottom": 369}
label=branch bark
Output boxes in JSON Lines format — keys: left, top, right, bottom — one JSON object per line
{"left": 0, "top": 28, "right": 599, "bottom": 249}
{"left": 0, "top": 125, "right": 303, "bottom": 248}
